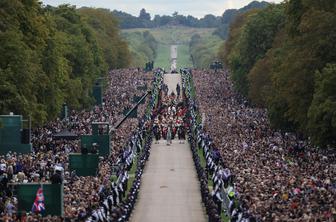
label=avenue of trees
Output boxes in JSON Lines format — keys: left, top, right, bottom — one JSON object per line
{"left": 189, "top": 34, "right": 222, "bottom": 68}
{"left": 220, "top": 0, "right": 336, "bottom": 146}
{"left": 0, "top": 0, "right": 130, "bottom": 125}
{"left": 122, "top": 30, "right": 158, "bottom": 67}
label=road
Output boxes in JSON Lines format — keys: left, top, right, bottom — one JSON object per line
{"left": 163, "top": 73, "right": 181, "bottom": 95}
{"left": 171, "top": 45, "right": 177, "bottom": 71}
{"left": 130, "top": 74, "right": 206, "bottom": 222}
{"left": 171, "top": 45, "right": 177, "bottom": 59}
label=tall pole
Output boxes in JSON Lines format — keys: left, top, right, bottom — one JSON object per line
{"left": 109, "top": 90, "right": 151, "bottom": 134}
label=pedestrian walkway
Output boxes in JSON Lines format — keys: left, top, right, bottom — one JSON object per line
{"left": 130, "top": 74, "right": 206, "bottom": 222}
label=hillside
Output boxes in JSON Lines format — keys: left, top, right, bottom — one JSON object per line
{"left": 122, "top": 26, "right": 222, "bottom": 69}
{"left": 120, "top": 1, "right": 269, "bottom": 69}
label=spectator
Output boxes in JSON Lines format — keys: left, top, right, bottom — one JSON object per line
{"left": 190, "top": 69, "right": 336, "bottom": 221}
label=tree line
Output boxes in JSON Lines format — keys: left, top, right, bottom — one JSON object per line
{"left": 113, "top": 9, "right": 221, "bottom": 29}
{"left": 122, "top": 31, "right": 158, "bottom": 67}
{"left": 0, "top": 0, "right": 130, "bottom": 125}
{"left": 213, "top": 1, "right": 269, "bottom": 39}
{"left": 219, "top": 0, "right": 336, "bottom": 147}
{"left": 189, "top": 34, "right": 222, "bottom": 68}
{"left": 113, "top": 0, "right": 268, "bottom": 36}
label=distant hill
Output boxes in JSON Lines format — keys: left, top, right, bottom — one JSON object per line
{"left": 112, "top": 1, "right": 269, "bottom": 31}
{"left": 214, "top": 1, "right": 270, "bottom": 39}
{"left": 121, "top": 27, "right": 217, "bottom": 68}
{"left": 112, "top": 10, "right": 221, "bottom": 29}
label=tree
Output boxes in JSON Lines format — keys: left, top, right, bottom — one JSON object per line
{"left": 308, "top": 64, "right": 336, "bottom": 146}
{"left": 221, "top": 0, "right": 336, "bottom": 146}
{"left": 199, "top": 14, "right": 220, "bottom": 27}
{"left": 214, "top": 1, "right": 270, "bottom": 39}
{"left": 79, "top": 8, "right": 130, "bottom": 69}
{"left": 139, "top": 8, "right": 151, "bottom": 21}
{"left": 0, "top": 2, "right": 130, "bottom": 125}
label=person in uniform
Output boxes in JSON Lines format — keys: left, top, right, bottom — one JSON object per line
{"left": 176, "top": 83, "right": 181, "bottom": 99}
{"left": 166, "top": 124, "right": 172, "bottom": 146}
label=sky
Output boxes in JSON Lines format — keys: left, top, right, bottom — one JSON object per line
{"left": 41, "top": 0, "right": 283, "bottom": 18}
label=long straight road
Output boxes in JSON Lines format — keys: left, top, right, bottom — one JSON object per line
{"left": 171, "top": 45, "right": 177, "bottom": 71}
{"left": 130, "top": 74, "right": 206, "bottom": 222}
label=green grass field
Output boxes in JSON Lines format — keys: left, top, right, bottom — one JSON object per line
{"left": 122, "top": 26, "right": 216, "bottom": 44}
{"left": 121, "top": 31, "right": 155, "bottom": 67}
{"left": 190, "top": 34, "right": 223, "bottom": 68}
{"left": 155, "top": 44, "right": 170, "bottom": 70}
{"left": 177, "top": 44, "right": 193, "bottom": 68}
{"left": 122, "top": 26, "right": 221, "bottom": 69}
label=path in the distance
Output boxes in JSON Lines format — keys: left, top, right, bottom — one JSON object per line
{"left": 171, "top": 45, "right": 177, "bottom": 71}
{"left": 129, "top": 74, "right": 206, "bottom": 222}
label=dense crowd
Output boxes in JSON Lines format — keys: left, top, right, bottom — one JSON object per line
{"left": 192, "top": 69, "right": 336, "bottom": 221}
{"left": 182, "top": 70, "right": 235, "bottom": 222}
{"left": 86, "top": 68, "right": 162, "bottom": 222}
{"left": 0, "top": 68, "right": 155, "bottom": 221}
{"left": 1, "top": 67, "right": 335, "bottom": 221}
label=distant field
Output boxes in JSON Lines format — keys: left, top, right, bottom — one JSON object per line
{"left": 122, "top": 26, "right": 221, "bottom": 69}
{"left": 122, "top": 26, "right": 216, "bottom": 44}
{"left": 155, "top": 44, "right": 170, "bottom": 70}
{"left": 177, "top": 44, "right": 193, "bottom": 68}
{"left": 190, "top": 34, "right": 223, "bottom": 68}
{"left": 121, "top": 31, "right": 155, "bottom": 67}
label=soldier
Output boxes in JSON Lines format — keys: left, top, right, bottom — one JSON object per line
{"left": 166, "top": 124, "right": 172, "bottom": 146}
{"left": 176, "top": 83, "right": 181, "bottom": 98}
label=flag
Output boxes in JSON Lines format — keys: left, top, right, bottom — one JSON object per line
{"left": 31, "top": 187, "right": 45, "bottom": 213}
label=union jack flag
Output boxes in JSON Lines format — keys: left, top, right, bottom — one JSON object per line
{"left": 31, "top": 187, "right": 45, "bottom": 213}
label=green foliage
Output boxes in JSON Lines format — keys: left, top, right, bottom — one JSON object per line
{"left": 79, "top": 7, "right": 131, "bottom": 69}
{"left": 0, "top": 1, "right": 129, "bottom": 125}
{"left": 154, "top": 44, "right": 170, "bottom": 70}
{"left": 113, "top": 9, "right": 221, "bottom": 29}
{"left": 122, "top": 31, "right": 158, "bottom": 67}
{"left": 113, "top": 2, "right": 269, "bottom": 31}
{"left": 214, "top": 1, "right": 270, "bottom": 39}
{"left": 308, "top": 64, "right": 336, "bottom": 146}
{"left": 139, "top": 8, "right": 151, "bottom": 21}
{"left": 123, "top": 26, "right": 218, "bottom": 69}
{"left": 218, "top": 12, "right": 250, "bottom": 66}
{"left": 0, "top": 0, "right": 51, "bottom": 123}
{"left": 189, "top": 34, "right": 223, "bottom": 68}
{"left": 48, "top": 5, "right": 107, "bottom": 109}
{"left": 224, "top": 5, "right": 285, "bottom": 96}
{"left": 220, "top": 0, "right": 336, "bottom": 147}
{"left": 177, "top": 44, "right": 194, "bottom": 68}
{"left": 267, "top": 0, "right": 336, "bottom": 134}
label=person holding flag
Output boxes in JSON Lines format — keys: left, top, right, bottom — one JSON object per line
{"left": 31, "top": 186, "right": 45, "bottom": 214}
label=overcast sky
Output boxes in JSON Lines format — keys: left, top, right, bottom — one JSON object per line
{"left": 41, "top": 0, "right": 283, "bottom": 18}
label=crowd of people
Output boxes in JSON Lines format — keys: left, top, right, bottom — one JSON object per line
{"left": 1, "top": 66, "right": 335, "bottom": 221}
{"left": 86, "top": 68, "right": 163, "bottom": 222}
{"left": 191, "top": 69, "right": 335, "bottom": 221}
{"left": 86, "top": 120, "right": 153, "bottom": 222}
{"left": 182, "top": 70, "right": 245, "bottom": 222}
{"left": 0, "top": 68, "right": 159, "bottom": 221}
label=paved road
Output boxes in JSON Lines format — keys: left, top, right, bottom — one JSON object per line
{"left": 130, "top": 75, "right": 206, "bottom": 222}
{"left": 171, "top": 45, "right": 177, "bottom": 59}
{"left": 171, "top": 45, "right": 177, "bottom": 71}
{"left": 163, "top": 73, "right": 181, "bottom": 95}
{"left": 130, "top": 140, "right": 206, "bottom": 222}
